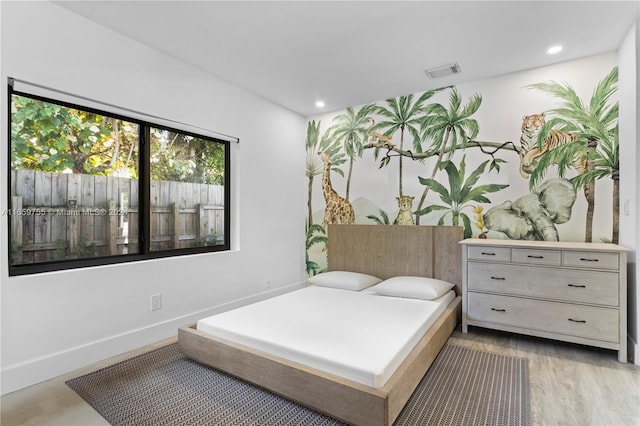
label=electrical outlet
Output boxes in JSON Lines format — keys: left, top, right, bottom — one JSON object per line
{"left": 150, "top": 294, "right": 162, "bottom": 311}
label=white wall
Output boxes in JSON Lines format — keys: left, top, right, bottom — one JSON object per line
{"left": 618, "top": 20, "right": 640, "bottom": 365}
{"left": 0, "top": 1, "right": 306, "bottom": 393}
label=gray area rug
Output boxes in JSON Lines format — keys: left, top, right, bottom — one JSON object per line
{"left": 67, "top": 342, "right": 530, "bottom": 426}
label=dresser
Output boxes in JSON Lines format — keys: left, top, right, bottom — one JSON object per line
{"left": 460, "top": 238, "right": 628, "bottom": 362}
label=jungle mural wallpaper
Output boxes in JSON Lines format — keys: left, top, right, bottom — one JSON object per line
{"left": 306, "top": 54, "right": 619, "bottom": 275}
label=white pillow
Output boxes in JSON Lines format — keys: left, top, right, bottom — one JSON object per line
{"left": 307, "top": 271, "right": 382, "bottom": 291}
{"left": 369, "top": 276, "right": 455, "bottom": 300}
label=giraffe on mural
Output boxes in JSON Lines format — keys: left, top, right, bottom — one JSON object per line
{"left": 318, "top": 152, "right": 355, "bottom": 227}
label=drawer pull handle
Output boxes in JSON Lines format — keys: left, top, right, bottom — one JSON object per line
{"left": 568, "top": 284, "right": 586, "bottom": 288}
{"left": 481, "top": 252, "right": 496, "bottom": 256}
{"left": 527, "top": 255, "right": 544, "bottom": 259}
{"left": 491, "top": 308, "right": 506, "bottom": 312}
{"left": 490, "top": 276, "right": 506, "bottom": 281}
{"left": 568, "top": 318, "right": 587, "bottom": 323}
{"left": 579, "top": 258, "right": 599, "bottom": 262}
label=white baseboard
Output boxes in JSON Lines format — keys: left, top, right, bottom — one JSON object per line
{"left": 1, "top": 282, "right": 305, "bottom": 395}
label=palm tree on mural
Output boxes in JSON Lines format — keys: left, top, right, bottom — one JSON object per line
{"left": 329, "top": 104, "right": 375, "bottom": 201}
{"left": 415, "top": 88, "right": 482, "bottom": 223}
{"left": 306, "top": 224, "right": 327, "bottom": 275}
{"left": 526, "top": 67, "right": 619, "bottom": 243}
{"left": 415, "top": 156, "right": 508, "bottom": 238}
{"left": 305, "top": 120, "right": 342, "bottom": 226}
{"left": 366, "top": 208, "right": 392, "bottom": 225}
{"left": 373, "top": 89, "right": 445, "bottom": 197}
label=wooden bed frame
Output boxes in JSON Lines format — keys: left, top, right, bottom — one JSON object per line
{"left": 178, "top": 224, "right": 463, "bottom": 426}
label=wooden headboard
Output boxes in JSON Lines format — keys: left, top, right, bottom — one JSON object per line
{"left": 327, "top": 224, "right": 463, "bottom": 294}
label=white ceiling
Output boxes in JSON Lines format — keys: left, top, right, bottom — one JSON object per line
{"left": 55, "top": 1, "right": 640, "bottom": 117}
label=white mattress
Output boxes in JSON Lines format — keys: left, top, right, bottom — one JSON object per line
{"left": 196, "top": 286, "right": 455, "bottom": 388}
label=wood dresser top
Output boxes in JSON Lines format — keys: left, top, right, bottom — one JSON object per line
{"left": 459, "top": 238, "right": 627, "bottom": 252}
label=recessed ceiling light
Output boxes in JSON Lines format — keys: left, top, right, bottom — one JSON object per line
{"left": 547, "top": 45, "right": 563, "bottom": 55}
{"left": 315, "top": 100, "right": 325, "bottom": 108}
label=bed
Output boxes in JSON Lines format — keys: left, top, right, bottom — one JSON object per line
{"left": 178, "top": 224, "right": 463, "bottom": 426}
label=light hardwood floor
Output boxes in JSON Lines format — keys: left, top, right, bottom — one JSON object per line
{"left": 2, "top": 328, "right": 639, "bottom": 426}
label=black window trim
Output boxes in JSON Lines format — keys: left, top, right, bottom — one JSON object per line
{"left": 7, "top": 84, "right": 231, "bottom": 276}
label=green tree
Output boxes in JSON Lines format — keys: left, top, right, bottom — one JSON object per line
{"left": 329, "top": 104, "right": 375, "bottom": 200}
{"left": 305, "top": 121, "right": 343, "bottom": 226}
{"left": 526, "top": 67, "right": 619, "bottom": 242}
{"left": 150, "top": 128, "right": 225, "bottom": 185}
{"left": 416, "top": 88, "right": 482, "bottom": 223}
{"left": 366, "top": 209, "right": 392, "bottom": 225}
{"left": 415, "top": 156, "right": 508, "bottom": 238}
{"left": 305, "top": 224, "right": 327, "bottom": 275}
{"left": 11, "top": 94, "right": 138, "bottom": 176}
{"left": 12, "top": 95, "right": 225, "bottom": 185}
{"left": 373, "top": 89, "right": 444, "bottom": 197}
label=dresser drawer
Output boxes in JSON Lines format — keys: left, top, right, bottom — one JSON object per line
{"left": 467, "top": 293, "right": 619, "bottom": 342}
{"left": 511, "top": 248, "right": 561, "bottom": 266}
{"left": 467, "top": 262, "right": 619, "bottom": 306}
{"left": 467, "top": 246, "right": 510, "bottom": 262}
{"left": 563, "top": 251, "right": 619, "bottom": 270}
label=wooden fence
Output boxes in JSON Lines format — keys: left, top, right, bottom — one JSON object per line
{"left": 10, "top": 170, "right": 224, "bottom": 264}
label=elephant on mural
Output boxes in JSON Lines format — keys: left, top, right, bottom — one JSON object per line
{"left": 483, "top": 178, "right": 576, "bottom": 241}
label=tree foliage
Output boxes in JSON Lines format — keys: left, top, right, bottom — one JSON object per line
{"left": 415, "top": 88, "right": 483, "bottom": 221}
{"left": 305, "top": 224, "right": 327, "bottom": 275}
{"left": 373, "top": 88, "right": 446, "bottom": 196}
{"left": 150, "top": 128, "right": 225, "bottom": 185}
{"left": 329, "top": 104, "right": 375, "bottom": 200}
{"left": 420, "top": 88, "right": 481, "bottom": 157}
{"left": 11, "top": 94, "right": 225, "bottom": 185}
{"left": 526, "top": 67, "right": 619, "bottom": 242}
{"left": 415, "top": 156, "right": 508, "bottom": 238}
{"left": 11, "top": 94, "right": 138, "bottom": 176}
{"left": 525, "top": 67, "right": 619, "bottom": 190}
{"left": 305, "top": 120, "right": 344, "bottom": 226}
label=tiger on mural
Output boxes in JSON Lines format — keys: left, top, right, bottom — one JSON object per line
{"left": 518, "top": 112, "right": 586, "bottom": 179}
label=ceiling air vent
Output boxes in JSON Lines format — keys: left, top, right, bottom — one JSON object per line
{"left": 425, "top": 62, "right": 462, "bottom": 79}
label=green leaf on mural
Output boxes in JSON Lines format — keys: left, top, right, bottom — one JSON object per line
{"left": 416, "top": 155, "right": 508, "bottom": 237}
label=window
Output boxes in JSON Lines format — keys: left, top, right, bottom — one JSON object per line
{"left": 8, "top": 86, "right": 230, "bottom": 275}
